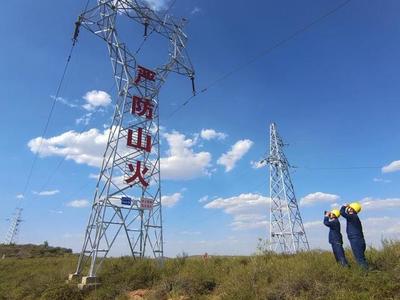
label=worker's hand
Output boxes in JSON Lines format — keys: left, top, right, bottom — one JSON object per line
{"left": 325, "top": 211, "right": 330, "bottom": 217}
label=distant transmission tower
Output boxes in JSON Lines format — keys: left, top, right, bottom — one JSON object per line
{"left": 266, "top": 123, "right": 309, "bottom": 253}
{"left": 68, "top": 0, "right": 195, "bottom": 287}
{"left": 4, "top": 208, "right": 23, "bottom": 245}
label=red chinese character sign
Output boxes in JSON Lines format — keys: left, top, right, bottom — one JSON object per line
{"left": 132, "top": 96, "right": 154, "bottom": 120}
{"left": 134, "top": 65, "right": 156, "bottom": 85}
{"left": 70, "top": 2, "right": 195, "bottom": 284}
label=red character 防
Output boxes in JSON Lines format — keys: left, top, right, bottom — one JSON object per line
{"left": 132, "top": 96, "right": 154, "bottom": 120}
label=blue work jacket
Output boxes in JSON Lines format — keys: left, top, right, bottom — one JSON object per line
{"left": 340, "top": 206, "right": 364, "bottom": 240}
{"left": 323, "top": 216, "right": 343, "bottom": 244}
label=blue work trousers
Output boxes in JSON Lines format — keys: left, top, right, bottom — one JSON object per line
{"left": 349, "top": 238, "right": 368, "bottom": 269}
{"left": 331, "top": 242, "right": 348, "bottom": 267}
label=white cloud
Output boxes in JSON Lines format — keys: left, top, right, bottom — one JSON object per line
{"left": 200, "top": 129, "right": 227, "bottom": 141}
{"left": 28, "top": 128, "right": 212, "bottom": 181}
{"left": 382, "top": 160, "right": 400, "bottom": 173}
{"left": 300, "top": 192, "right": 340, "bottom": 206}
{"left": 33, "top": 190, "right": 60, "bottom": 196}
{"left": 160, "top": 131, "right": 212, "bottom": 180}
{"left": 217, "top": 139, "right": 253, "bottom": 172}
{"left": 361, "top": 197, "right": 400, "bottom": 210}
{"left": 330, "top": 202, "right": 340, "bottom": 209}
{"left": 141, "top": 0, "right": 169, "bottom": 11}
{"left": 16, "top": 194, "right": 24, "bottom": 199}
{"left": 199, "top": 195, "right": 209, "bottom": 203}
{"left": 204, "top": 193, "right": 270, "bottom": 230}
{"left": 250, "top": 160, "right": 266, "bottom": 169}
{"left": 363, "top": 216, "right": 400, "bottom": 241}
{"left": 373, "top": 177, "right": 392, "bottom": 183}
{"left": 28, "top": 128, "right": 109, "bottom": 168}
{"left": 76, "top": 112, "right": 93, "bottom": 126}
{"left": 191, "top": 6, "right": 201, "bottom": 15}
{"left": 82, "top": 90, "right": 111, "bottom": 111}
{"left": 161, "top": 192, "right": 182, "bottom": 207}
{"left": 66, "top": 199, "right": 90, "bottom": 208}
{"left": 52, "top": 96, "right": 78, "bottom": 108}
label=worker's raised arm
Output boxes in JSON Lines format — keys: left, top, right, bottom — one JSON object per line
{"left": 340, "top": 205, "right": 351, "bottom": 219}
{"left": 323, "top": 216, "right": 332, "bottom": 227}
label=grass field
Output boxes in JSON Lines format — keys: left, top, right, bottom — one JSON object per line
{"left": 0, "top": 241, "right": 400, "bottom": 299}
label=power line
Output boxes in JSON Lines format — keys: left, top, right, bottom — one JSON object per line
{"left": 20, "top": 43, "right": 77, "bottom": 199}
{"left": 34, "top": 82, "right": 116, "bottom": 195}
{"left": 166, "top": 0, "right": 352, "bottom": 119}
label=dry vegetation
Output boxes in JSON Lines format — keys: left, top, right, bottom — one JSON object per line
{"left": 1, "top": 241, "right": 400, "bottom": 299}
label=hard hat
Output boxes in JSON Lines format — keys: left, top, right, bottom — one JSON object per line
{"left": 349, "top": 202, "right": 362, "bottom": 213}
{"left": 330, "top": 209, "right": 340, "bottom": 218}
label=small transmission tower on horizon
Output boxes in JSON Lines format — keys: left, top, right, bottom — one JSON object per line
{"left": 4, "top": 207, "right": 23, "bottom": 245}
{"left": 69, "top": 0, "right": 195, "bottom": 287}
{"left": 266, "top": 123, "right": 309, "bottom": 253}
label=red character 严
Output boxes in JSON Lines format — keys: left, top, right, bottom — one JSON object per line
{"left": 134, "top": 65, "right": 156, "bottom": 85}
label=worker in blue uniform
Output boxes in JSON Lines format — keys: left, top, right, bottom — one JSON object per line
{"left": 340, "top": 202, "right": 368, "bottom": 269}
{"left": 323, "top": 209, "right": 348, "bottom": 266}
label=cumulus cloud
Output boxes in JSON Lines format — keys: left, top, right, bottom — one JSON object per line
{"left": 28, "top": 128, "right": 109, "bottom": 168}
{"left": 33, "top": 190, "right": 60, "bottom": 196}
{"left": 204, "top": 193, "right": 270, "bottom": 230}
{"left": 217, "top": 139, "right": 253, "bottom": 172}
{"left": 363, "top": 216, "right": 400, "bottom": 242}
{"left": 361, "top": 197, "right": 400, "bottom": 210}
{"left": 200, "top": 129, "right": 227, "bottom": 141}
{"left": 82, "top": 90, "right": 111, "bottom": 111}
{"left": 16, "top": 194, "right": 24, "bottom": 199}
{"left": 66, "top": 199, "right": 90, "bottom": 208}
{"left": 160, "top": 131, "right": 212, "bottom": 180}
{"left": 28, "top": 128, "right": 212, "bottom": 180}
{"left": 382, "top": 160, "right": 400, "bottom": 173}
{"left": 300, "top": 192, "right": 340, "bottom": 206}
{"left": 162, "top": 192, "right": 182, "bottom": 208}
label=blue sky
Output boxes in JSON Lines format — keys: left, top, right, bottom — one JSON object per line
{"left": 1, "top": 0, "right": 400, "bottom": 256}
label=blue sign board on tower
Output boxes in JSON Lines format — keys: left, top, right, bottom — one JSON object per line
{"left": 121, "top": 197, "right": 132, "bottom": 206}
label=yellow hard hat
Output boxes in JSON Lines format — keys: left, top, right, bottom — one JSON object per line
{"left": 330, "top": 209, "right": 340, "bottom": 218}
{"left": 349, "top": 202, "right": 362, "bottom": 213}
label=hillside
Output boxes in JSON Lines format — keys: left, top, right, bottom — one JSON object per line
{"left": 0, "top": 241, "right": 400, "bottom": 299}
{"left": 0, "top": 243, "right": 72, "bottom": 259}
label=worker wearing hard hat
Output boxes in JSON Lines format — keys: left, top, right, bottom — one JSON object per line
{"left": 340, "top": 202, "right": 368, "bottom": 269}
{"left": 323, "top": 209, "right": 348, "bottom": 266}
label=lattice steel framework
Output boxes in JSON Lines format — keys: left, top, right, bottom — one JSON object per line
{"left": 4, "top": 207, "right": 23, "bottom": 245}
{"left": 266, "top": 123, "right": 309, "bottom": 253}
{"left": 71, "top": 0, "right": 195, "bottom": 281}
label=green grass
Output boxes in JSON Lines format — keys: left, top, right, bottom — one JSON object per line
{"left": 1, "top": 241, "right": 400, "bottom": 299}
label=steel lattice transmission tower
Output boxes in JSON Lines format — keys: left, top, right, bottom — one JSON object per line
{"left": 69, "top": 0, "right": 195, "bottom": 286}
{"left": 266, "top": 123, "right": 309, "bottom": 253}
{"left": 4, "top": 207, "right": 23, "bottom": 245}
